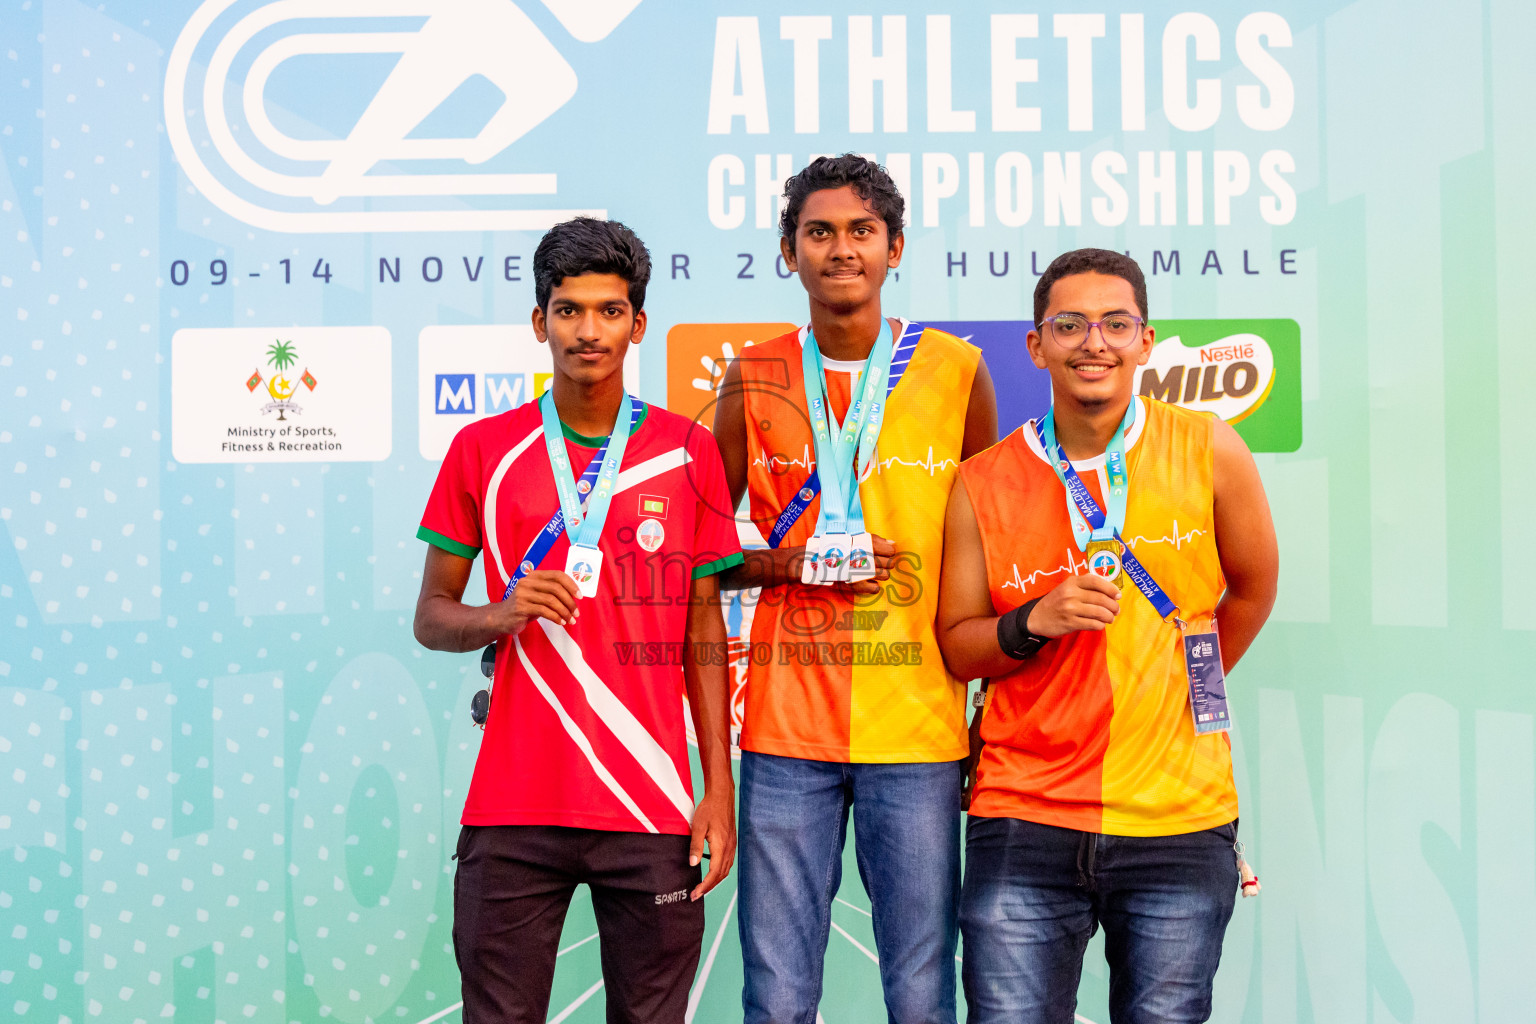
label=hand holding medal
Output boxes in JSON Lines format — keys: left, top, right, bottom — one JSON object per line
{"left": 493, "top": 570, "right": 581, "bottom": 633}
{"left": 844, "top": 534, "right": 897, "bottom": 594}
{"left": 539, "top": 389, "right": 638, "bottom": 600}
{"left": 801, "top": 532, "right": 895, "bottom": 589}
{"left": 1034, "top": 400, "right": 1233, "bottom": 736}
{"left": 799, "top": 320, "right": 895, "bottom": 587}
{"left": 1084, "top": 538, "right": 1127, "bottom": 592}
{"left": 1022, "top": 572, "right": 1121, "bottom": 636}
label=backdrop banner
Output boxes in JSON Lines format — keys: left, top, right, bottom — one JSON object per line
{"left": 2, "top": 2, "right": 1532, "bottom": 1023}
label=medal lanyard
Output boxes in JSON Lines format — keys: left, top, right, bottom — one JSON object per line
{"left": 502, "top": 398, "right": 642, "bottom": 600}
{"left": 1040, "top": 402, "right": 1132, "bottom": 551}
{"left": 539, "top": 389, "right": 635, "bottom": 550}
{"left": 800, "top": 318, "right": 894, "bottom": 535}
{"left": 767, "top": 321, "right": 922, "bottom": 549}
{"left": 1033, "top": 402, "right": 1184, "bottom": 626}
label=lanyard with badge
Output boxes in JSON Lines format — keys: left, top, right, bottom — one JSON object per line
{"left": 471, "top": 393, "right": 641, "bottom": 729}
{"left": 540, "top": 388, "right": 637, "bottom": 598}
{"left": 795, "top": 318, "right": 895, "bottom": 585}
{"left": 500, "top": 398, "right": 643, "bottom": 599}
{"left": 767, "top": 321, "right": 923, "bottom": 556}
{"left": 1034, "top": 402, "right": 1231, "bottom": 736}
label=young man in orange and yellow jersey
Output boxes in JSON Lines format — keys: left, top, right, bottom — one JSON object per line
{"left": 713, "top": 155, "right": 997, "bottom": 1024}
{"left": 936, "top": 248, "right": 1278, "bottom": 1024}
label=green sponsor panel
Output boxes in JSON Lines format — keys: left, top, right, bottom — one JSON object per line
{"left": 1142, "top": 319, "right": 1302, "bottom": 454}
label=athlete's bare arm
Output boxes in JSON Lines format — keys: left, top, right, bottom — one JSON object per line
{"left": 1210, "top": 418, "right": 1278, "bottom": 671}
{"left": 961, "top": 356, "right": 1000, "bottom": 459}
{"left": 712, "top": 357, "right": 799, "bottom": 589}
{"left": 937, "top": 476, "right": 1122, "bottom": 679}
{"left": 412, "top": 546, "right": 579, "bottom": 653}
{"left": 936, "top": 478, "right": 1017, "bottom": 678}
{"left": 712, "top": 354, "right": 895, "bottom": 594}
{"left": 682, "top": 571, "right": 737, "bottom": 900}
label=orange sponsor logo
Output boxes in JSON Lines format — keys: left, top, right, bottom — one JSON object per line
{"left": 665, "top": 322, "right": 796, "bottom": 429}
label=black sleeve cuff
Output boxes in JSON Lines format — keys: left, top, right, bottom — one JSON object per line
{"left": 997, "top": 597, "right": 1049, "bottom": 660}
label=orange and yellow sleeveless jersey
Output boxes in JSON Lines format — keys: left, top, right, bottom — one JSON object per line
{"left": 961, "top": 398, "right": 1236, "bottom": 836}
{"left": 738, "top": 322, "right": 980, "bottom": 763}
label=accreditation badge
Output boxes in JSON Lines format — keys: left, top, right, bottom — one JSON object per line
{"left": 563, "top": 543, "right": 604, "bottom": 599}
{"left": 1183, "top": 629, "right": 1232, "bottom": 735}
{"left": 1085, "top": 538, "right": 1126, "bottom": 592}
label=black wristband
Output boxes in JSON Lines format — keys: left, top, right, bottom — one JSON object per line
{"left": 997, "top": 597, "right": 1049, "bottom": 660}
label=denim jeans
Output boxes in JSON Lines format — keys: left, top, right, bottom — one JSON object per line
{"left": 959, "top": 815, "right": 1239, "bottom": 1024}
{"left": 738, "top": 751, "right": 963, "bottom": 1024}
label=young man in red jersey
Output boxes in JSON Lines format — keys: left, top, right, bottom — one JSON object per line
{"left": 937, "top": 248, "right": 1278, "bottom": 1024}
{"left": 413, "top": 218, "right": 742, "bottom": 1024}
{"left": 713, "top": 155, "right": 997, "bottom": 1024}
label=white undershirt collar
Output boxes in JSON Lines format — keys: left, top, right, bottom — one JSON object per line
{"left": 821, "top": 356, "right": 867, "bottom": 374}
{"left": 798, "top": 319, "right": 911, "bottom": 377}
{"left": 1023, "top": 396, "right": 1147, "bottom": 470}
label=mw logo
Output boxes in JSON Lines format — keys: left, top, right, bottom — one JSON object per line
{"left": 434, "top": 372, "right": 549, "bottom": 415}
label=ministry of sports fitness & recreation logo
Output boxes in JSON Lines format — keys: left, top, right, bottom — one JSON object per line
{"left": 244, "top": 339, "right": 318, "bottom": 421}
{"left": 165, "top": 0, "right": 642, "bottom": 233}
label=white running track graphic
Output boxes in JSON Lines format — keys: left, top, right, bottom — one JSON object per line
{"left": 165, "top": 0, "right": 642, "bottom": 232}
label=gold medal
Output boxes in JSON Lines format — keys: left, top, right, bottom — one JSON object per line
{"left": 1085, "top": 538, "right": 1126, "bottom": 591}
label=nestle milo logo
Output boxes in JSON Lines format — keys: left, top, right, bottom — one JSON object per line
{"left": 1138, "top": 319, "right": 1301, "bottom": 453}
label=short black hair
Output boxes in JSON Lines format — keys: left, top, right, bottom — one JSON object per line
{"left": 1033, "top": 248, "right": 1148, "bottom": 326}
{"left": 779, "top": 154, "right": 905, "bottom": 243}
{"left": 533, "top": 217, "right": 651, "bottom": 312}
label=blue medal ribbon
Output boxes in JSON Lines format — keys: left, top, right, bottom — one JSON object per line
{"left": 1033, "top": 401, "right": 1183, "bottom": 624}
{"left": 768, "top": 321, "right": 924, "bottom": 548}
{"left": 801, "top": 318, "right": 894, "bottom": 536}
{"left": 1040, "top": 403, "right": 1132, "bottom": 550}
{"left": 540, "top": 388, "right": 635, "bottom": 547}
{"left": 499, "top": 394, "right": 640, "bottom": 600}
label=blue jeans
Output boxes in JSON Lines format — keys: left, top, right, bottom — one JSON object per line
{"left": 738, "top": 751, "right": 963, "bottom": 1024}
{"left": 959, "top": 815, "right": 1239, "bottom": 1024}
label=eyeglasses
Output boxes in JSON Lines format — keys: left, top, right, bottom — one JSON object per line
{"left": 1040, "top": 313, "right": 1146, "bottom": 350}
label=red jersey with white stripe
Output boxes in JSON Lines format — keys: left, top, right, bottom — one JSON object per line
{"left": 418, "top": 400, "right": 743, "bottom": 835}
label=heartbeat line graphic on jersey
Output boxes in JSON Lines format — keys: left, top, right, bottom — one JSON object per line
{"left": 999, "top": 524, "right": 1206, "bottom": 591}
{"left": 752, "top": 445, "right": 815, "bottom": 472}
{"left": 750, "top": 444, "right": 956, "bottom": 479}
{"left": 873, "top": 446, "right": 958, "bottom": 477}
{"left": 1000, "top": 548, "right": 1092, "bottom": 590}
{"left": 1123, "top": 521, "right": 1207, "bottom": 551}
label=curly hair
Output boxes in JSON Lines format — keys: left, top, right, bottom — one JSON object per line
{"left": 779, "top": 154, "right": 906, "bottom": 243}
{"left": 533, "top": 217, "right": 652, "bottom": 312}
{"left": 1033, "top": 248, "right": 1148, "bottom": 326}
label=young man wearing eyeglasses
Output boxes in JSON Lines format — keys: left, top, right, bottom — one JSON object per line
{"left": 935, "top": 248, "right": 1278, "bottom": 1024}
